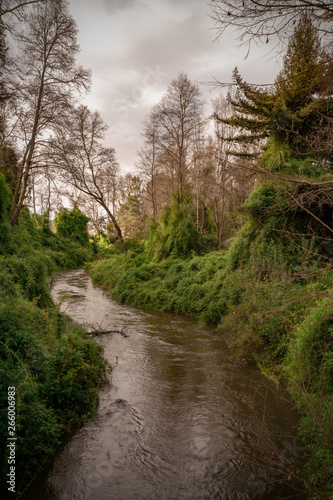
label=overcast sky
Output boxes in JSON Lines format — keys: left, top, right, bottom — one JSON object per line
{"left": 68, "top": 0, "right": 280, "bottom": 173}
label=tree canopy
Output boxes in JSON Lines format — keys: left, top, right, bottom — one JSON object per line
{"left": 210, "top": 0, "right": 333, "bottom": 52}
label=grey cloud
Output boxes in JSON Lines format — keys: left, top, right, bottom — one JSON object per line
{"left": 69, "top": 0, "right": 279, "bottom": 172}
{"left": 102, "top": 0, "right": 138, "bottom": 11}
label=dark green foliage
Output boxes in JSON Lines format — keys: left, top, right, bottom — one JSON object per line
{"left": 89, "top": 177, "right": 333, "bottom": 499}
{"left": 0, "top": 181, "right": 107, "bottom": 496}
{"left": 0, "top": 172, "right": 10, "bottom": 223}
{"left": 260, "top": 141, "right": 329, "bottom": 178}
{"left": 285, "top": 297, "right": 333, "bottom": 497}
{"left": 0, "top": 147, "right": 19, "bottom": 192}
{"left": 145, "top": 198, "right": 215, "bottom": 260}
{"left": 32, "top": 211, "right": 53, "bottom": 235}
{"left": 218, "top": 15, "right": 333, "bottom": 165}
{"left": 54, "top": 207, "right": 90, "bottom": 246}
{"left": 0, "top": 293, "right": 107, "bottom": 495}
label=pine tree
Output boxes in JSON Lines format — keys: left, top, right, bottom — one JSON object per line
{"left": 216, "top": 14, "right": 333, "bottom": 162}
{"left": 273, "top": 14, "right": 331, "bottom": 153}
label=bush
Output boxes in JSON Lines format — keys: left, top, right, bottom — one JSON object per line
{"left": 145, "top": 198, "right": 215, "bottom": 260}
{"left": 54, "top": 207, "right": 90, "bottom": 246}
{"left": 0, "top": 186, "right": 106, "bottom": 495}
{"left": 0, "top": 294, "right": 107, "bottom": 495}
{"left": 284, "top": 297, "right": 333, "bottom": 498}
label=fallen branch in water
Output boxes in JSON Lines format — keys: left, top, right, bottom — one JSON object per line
{"left": 87, "top": 328, "right": 129, "bottom": 338}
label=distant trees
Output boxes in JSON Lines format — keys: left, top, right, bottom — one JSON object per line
{"left": 8, "top": 0, "right": 90, "bottom": 226}
{"left": 136, "top": 114, "right": 160, "bottom": 221}
{"left": 212, "top": 94, "right": 255, "bottom": 246}
{"left": 118, "top": 174, "right": 144, "bottom": 238}
{"left": 136, "top": 73, "right": 255, "bottom": 247}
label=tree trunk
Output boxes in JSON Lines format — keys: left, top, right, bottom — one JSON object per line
{"left": 103, "top": 202, "right": 123, "bottom": 241}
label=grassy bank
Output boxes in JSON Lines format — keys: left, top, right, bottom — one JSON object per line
{"left": 0, "top": 177, "right": 107, "bottom": 497}
{"left": 89, "top": 184, "right": 333, "bottom": 499}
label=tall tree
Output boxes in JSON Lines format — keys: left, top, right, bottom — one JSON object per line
{"left": 215, "top": 15, "right": 333, "bottom": 162}
{"left": 8, "top": 0, "right": 90, "bottom": 226}
{"left": 118, "top": 174, "right": 144, "bottom": 238}
{"left": 274, "top": 14, "right": 333, "bottom": 156}
{"left": 136, "top": 113, "right": 160, "bottom": 221}
{"left": 152, "top": 72, "right": 205, "bottom": 201}
{"left": 51, "top": 105, "right": 123, "bottom": 240}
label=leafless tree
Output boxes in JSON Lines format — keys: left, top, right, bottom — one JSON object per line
{"left": 209, "top": 0, "right": 333, "bottom": 54}
{"left": 51, "top": 105, "right": 123, "bottom": 240}
{"left": 8, "top": 0, "right": 90, "bottom": 226}
{"left": 136, "top": 113, "right": 160, "bottom": 221}
{"left": 0, "top": 1, "right": 44, "bottom": 18}
{"left": 211, "top": 93, "right": 256, "bottom": 246}
{"left": 190, "top": 118, "right": 208, "bottom": 231}
{"left": 151, "top": 72, "right": 205, "bottom": 201}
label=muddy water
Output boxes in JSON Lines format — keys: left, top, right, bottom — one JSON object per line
{"left": 26, "top": 269, "right": 305, "bottom": 499}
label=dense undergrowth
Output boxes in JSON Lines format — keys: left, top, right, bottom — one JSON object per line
{"left": 89, "top": 175, "right": 333, "bottom": 499}
{"left": 0, "top": 175, "right": 107, "bottom": 497}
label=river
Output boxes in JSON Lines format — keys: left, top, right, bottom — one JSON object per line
{"left": 24, "top": 269, "right": 306, "bottom": 499}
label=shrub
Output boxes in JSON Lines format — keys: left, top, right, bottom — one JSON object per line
{"left": 54, "top": 207, "right": 90, "bottom": 246}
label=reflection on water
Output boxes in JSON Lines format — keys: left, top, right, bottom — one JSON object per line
{"left": 25, "top": 269, "right": 306, "bottom": 500}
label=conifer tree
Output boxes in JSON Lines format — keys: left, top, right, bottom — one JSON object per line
{"left": 273, "top": 14, "right": 331, "bottom": 153}
{"left": 216, "top": 14, "right": 333, "bottom": 162}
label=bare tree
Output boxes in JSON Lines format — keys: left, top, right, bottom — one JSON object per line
{"left": 209, "top": 0, "right": 333, "bottom": 53}
{"left": 51, "top": 105, "right": 123, "bottom": 240}
{"left": 136, "top": 113, "right": 160, "bottom": 221}
{"left": 211, "top": 93, "right": 256, "bottom": 246}
{"left": 0, "top": 1, "right": 44, "bottom": 18}
{"left": 152, "top": 72, "right": 205, "bottom": 201}
{"left": 190, "top": 117, "right": 208, "bottom": 231}
{"left": 8, "top": 0, "right": 90, "bottom": 226}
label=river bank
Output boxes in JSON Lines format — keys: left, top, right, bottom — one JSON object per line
{"left": 0, "top": 208, "right": 108, "bottom": 498}
{"left": 88, "top": 225, "right": 333, "bottom": 499}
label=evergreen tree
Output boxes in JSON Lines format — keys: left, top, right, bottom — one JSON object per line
{"left": 273, "top": 14, "right": 332, "bottom": 153}
{"left": 118, "top": 175, "right": 145, "bottom": 239}
{"left": 216, "top": 14, "right": 333, "bottom": 162}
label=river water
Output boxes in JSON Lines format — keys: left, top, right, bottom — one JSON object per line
{"left": 25, "top": 269, "right": 306, "bottom": 499}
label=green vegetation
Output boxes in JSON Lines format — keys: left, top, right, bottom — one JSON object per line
{"left": 219, "top": 15, "right": 333, "bottom": 163}
{"left": 0, "top": 178, "right": 107, "bottom": 497}
{"left": 54, "top": 206, "right": 90, "bottom": 247}
{"left": 89, "top": 154, "right": 333, "bottom": 498}
{"left": 0, "top": 5, "right": 332, "bottom": 499}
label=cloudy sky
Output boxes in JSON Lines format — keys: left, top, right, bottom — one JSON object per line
{"left": 68, "top": 0, "right": 280, "bottom": 173}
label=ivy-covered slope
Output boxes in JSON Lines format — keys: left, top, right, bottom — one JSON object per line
{"left": 89, "top": 164, "right": 333, "bottom": 499}
{"left": 0, "top": 174, "right": 107, "bottom": 497}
